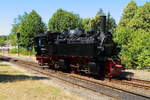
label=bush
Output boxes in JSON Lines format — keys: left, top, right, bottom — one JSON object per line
{"left": 114, "top": 28, "right": 150, "bottom": 71}
{"left": 9, "top": 47, "right": 35, "bottom": 56}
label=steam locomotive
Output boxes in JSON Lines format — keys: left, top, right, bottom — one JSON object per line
{"left": 34, "top": 16, "right": 123, "bottom": 78}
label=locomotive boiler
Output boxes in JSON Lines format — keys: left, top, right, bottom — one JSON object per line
{"left": 34, "top": 16, "right": 123, "bottom": 78}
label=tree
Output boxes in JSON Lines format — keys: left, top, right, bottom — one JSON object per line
{"left": 119, "top": 29, "right": 150, "bottom": 70}
{"left": 48, "top": 9, "right": 82, "bottom": 33}
{"left": 82, "top": 18, "right": 91, "bottom": 32}
{"left": 114, "top": 1, "right": 150, "bottom": 70}
{"left": 10, "top": 12, "right": 28, "bottom": 46}
{"left": 90, "top": 14, "right": 102, "bottom": 31}
{"left": 18, "top": 10, "right": 46, "bottom": 47}
{"left": 96, "top": 8, "right": 105, "bottom": 16}
{"left": 119, "top": 1, "right": 137, "bottom": 27}
{"left": 129, "top": 2, "right": 150, "bottom": 31}
{"left": 106, "top": 12, "right": 116, "bottom": 33}
{"left": 0, "top": 39, "right": 5, "bottom": 47}
{"left": 114, "top": 1, "right": 138, "bottom": 68}
{"left": 81, "top": 9, "right": 116, "bottom": 33}
{"left": 11, "top": 12, "right": 28, "bottom": 34}
{"left": 91, "top": 11, "right": 116, "bottom": 33}
{"left": 0, "top": 36, "right": 6, "bottom": 46}
{"left": 114, "top": 1, "right": 137, "bottom": 47}
{"left": 113, "top": 27, "right": 133, "bottom": 45}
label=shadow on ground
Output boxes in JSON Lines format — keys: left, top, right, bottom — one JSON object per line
{"left": 0, "top": 57, "right": 14, "bottom": 62}
{"left": 113, "top": 71, "right": 134, "bottom": 80}
{"left": 0, "top": 74, "right": 48, "bottom": 83}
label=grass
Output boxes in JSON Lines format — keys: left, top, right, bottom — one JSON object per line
{"left": 0, "top": 62, "right": 82, "bottom": 100}
{"left": 0, "top": 63, "right": 25, "bottom": 75}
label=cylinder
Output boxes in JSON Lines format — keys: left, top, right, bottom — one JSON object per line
{"left": 100, "top": 16, "right": 106, "bottom": 33}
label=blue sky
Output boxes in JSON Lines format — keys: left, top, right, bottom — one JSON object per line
{"left": 0, "top": 0, "right": 149, "bottom": 35}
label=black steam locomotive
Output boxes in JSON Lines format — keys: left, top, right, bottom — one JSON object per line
{"left": 34, "top": 16, "right": 123, "bottom": 78}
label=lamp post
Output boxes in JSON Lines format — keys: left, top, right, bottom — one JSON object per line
{"left": 17, "top": 32, "right": 20, "bottom": 56}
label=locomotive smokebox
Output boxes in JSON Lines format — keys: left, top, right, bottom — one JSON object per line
{"left": 100, "top": 16, "right": 106, "bottom": 33}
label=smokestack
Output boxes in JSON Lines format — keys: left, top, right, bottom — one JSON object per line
{"left": 100, "top": 16, "right": 106, "bottom": 33}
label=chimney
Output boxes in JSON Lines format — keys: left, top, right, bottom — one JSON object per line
{"left": 100, "top": 16, "right": 106, "bottom": 33}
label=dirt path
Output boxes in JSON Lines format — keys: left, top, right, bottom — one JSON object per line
{"left": 126, "top": 69, "right": 150, "bottom": 81}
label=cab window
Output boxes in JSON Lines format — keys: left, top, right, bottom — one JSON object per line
{"left": 38, "top": 38, "right": 47, "bottom": 46}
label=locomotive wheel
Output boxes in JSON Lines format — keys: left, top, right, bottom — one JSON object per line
{"left": 63, "top": 59, "right": 71, "bottom": 73}
{"left": 48, "top": 61, "right": 55, "bottom": 69}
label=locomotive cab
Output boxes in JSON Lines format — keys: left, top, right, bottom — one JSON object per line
{"left": 34, "top": 34, "right": 48, "bottom": 56}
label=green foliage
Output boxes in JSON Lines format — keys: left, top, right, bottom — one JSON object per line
{"left": 119, "top": 1, "right": 137, "bottom": 27}
{"left": 91, "top": 9, "right": 105, "bottom": 31}
{"left": 18, "top": 10, "right": 46, "bottom": 47}
{"left": 48, "top": 9, "right": 82, "bottom": 33}
{"left": 81, "top": 18, "right": 91, "bottom": 32}
{"left": 90, "top": 14, "right": 102, "bottom": 31}
{"left": 9, "top": 33, "right": 17, "bottom": 46}
{"left": 119, "top": 30, "right": 150, "bottom": 70}
{"left": 9, "top": 12, "right": 28, "bottom": 46}
{"left": 96, "top": 8, "right": 105, "bottom": 16}
{"left": 90, "top": 12, "right": 116, "bottom": 33}
{"left": 114, "top": 27, "right": 134, "bottom": 68}
{"left": 81, "top": 9, "right": 116, "bottom": 33}
{"left": 106, "top": 12, "right": 116, "bottom": 33}
{"left": 0, "top": 39, "right": 5, "bottom": 46}
{"left": 129, "top": 2, "right": 150, "bottom": 31}
{"left": 114, "top": 1, "right": 150, "bottom": 71}
{"left": 9, "top": 10, "right": 46, "bottom": 48}
{"left": 9, "top": 48, "right": 35, "bottom": 56}
{"left": 113, "top": 27, "right": 133, "bottom": 45}
{"left": 11, "top": 12, "right": 28, "bottom": 34}
{"left": 0, "top": 36, "right": 6, "bottom": 46}
{"left": 0, "top": 35, "right": 7, "bottom": 46}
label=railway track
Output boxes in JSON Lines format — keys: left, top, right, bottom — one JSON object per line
{"left": 131, "top": 78, "right": 150, "bottom": 84}
{"left": 108, "top": 79, "right": 150, "bottom": 90}
{"left": 0, "top": 56, "right": 150, "bottom": 100}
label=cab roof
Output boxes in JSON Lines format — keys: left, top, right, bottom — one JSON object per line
{"left": 34, "top": 32, "right": 61, "bottom": 38}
